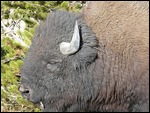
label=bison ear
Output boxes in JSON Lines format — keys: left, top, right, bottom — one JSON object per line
{"left": 59, "top": 20, "right": 80, "bottom": 55}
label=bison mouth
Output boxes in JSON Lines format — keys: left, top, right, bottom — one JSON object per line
{"left": 19, "top": 86, "right": 45, "bottom": 111}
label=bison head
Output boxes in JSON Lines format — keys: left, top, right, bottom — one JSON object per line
{"left": 19, "top": 1, "right": 149, "bottom": 112}
{"left": 19, "top": 10, "right": 99, "bottom": 112}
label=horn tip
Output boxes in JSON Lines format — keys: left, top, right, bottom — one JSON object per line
{"left": 75, "top": 20, "right": 78, "bottom": 25}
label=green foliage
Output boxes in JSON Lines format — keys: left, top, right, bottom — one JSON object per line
{"left": 60, "top": 1, "right": 69, "bottom": 10}
{"left": 1, "top": 1, "right": 83, "bottom": 112}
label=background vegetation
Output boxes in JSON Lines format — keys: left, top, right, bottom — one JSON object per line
{"left": 1, "top": 1, "right": 84, "bottom": 112}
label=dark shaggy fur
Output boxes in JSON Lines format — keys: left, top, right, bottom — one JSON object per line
{"left": 20, "top": 1, "right": 149, "bottom": 112}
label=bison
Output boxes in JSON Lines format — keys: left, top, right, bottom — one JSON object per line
{"left": 19, "top": 1, "right": 149, "bottom": 112}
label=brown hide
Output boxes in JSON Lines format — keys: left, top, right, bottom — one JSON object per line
{"left": 83, "top": 1, "right": 149, "bottom": 111}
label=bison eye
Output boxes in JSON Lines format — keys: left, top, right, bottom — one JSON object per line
{"left": 46, "top": 63, "right": 58, "bottom": 72}
{"left": 41, "top": 60, "right": 61, "bottom": 72}
{"left": 42, "top": 60, "right": 47, "bottom": 65}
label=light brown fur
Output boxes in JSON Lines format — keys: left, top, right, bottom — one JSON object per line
{"left": 83, "top": 1, "right": 149, "bottom": 111}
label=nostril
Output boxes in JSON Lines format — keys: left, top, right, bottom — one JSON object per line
{"left": 19, "top": 85, "right": 29, "bottom": 93}
{"left": 19, "top": 84, "right": 31, "bottom": 100}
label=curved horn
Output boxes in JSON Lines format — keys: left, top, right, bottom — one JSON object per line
{"left": 59, "top": 20, "right": 80, "bottom": 55}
